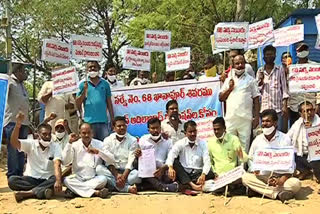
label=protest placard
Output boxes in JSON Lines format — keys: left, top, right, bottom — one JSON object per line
{"left": 214, "top": 22, "right": 249, "bottom": 49}
{"left": 252, "top": 147, "right": 295, "bottom": 172}
{"left": 273, "top": 24, "right": 304, "bottom": 47}
{"left": 71, "top": 35, "right": 103, "bottom": 61}
{"left": 0, "top": 74, "right": 9, "bottom": 149}
{"left": 138, "top": 148, "right": 157, "bottom": 178}
{"left": 288, "top": 64, "right": 320, "bottom": 93}
{"left": 41, "top": 39, "right": 71, "bottom": 64}
{"left": 165, "top": 47, "right": 191, "bottom": 72}
{"left": 144, "top": 30, "right": 171, "bottom": 52}
{"left": 52, "top": 66, "right": 79, "bottom": 97}
{"left": 123, "top": 47, "right": 151, "bottom": 71}
{"left": 307, "top": 125, "right": 320, "bottom": 161}
{"left": 111, "top": 79, "right": 222, "bottom": 137}
{"left": 196, "top": 118, "right": 215, "bottom": 140}
{"left": 210, "top": 35, "right": 228, "bottom": 55}
{"left": 248, "top": 18, "right": 274, "bottom": 49}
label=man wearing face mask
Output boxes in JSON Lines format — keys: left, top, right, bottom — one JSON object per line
{"left": 63, "top": 123, "right": 114, "bottom": 198}
{"left": 96, "top": 116, "right": 140, "bottom": 194}
{"left": 135, "top": 118, "right": 178, "bottom": 192}
{"left": 130, "top": 70, "right": 152, "bottom": 86}
{"left": 3, "top": 63, "right": 29, "bottom": 178}
{"left": 288, "top": 43, "right": 318, "bottom": 126}
{"left": 182, "top": 65, "right": 196, "bottom": 80}
{"left": 199, "top": 56, "right": 218, "bottom": 81}
{"left": 76, "top": 61, "right": 114, "bottom": 141}
{"left": 161, "top": 100, "right": 185, "bottom": 144}
{"left": 166, "top": 121, "right": 214, "bottom": 192}
{"left": 102, "top": 66, "right": 125, "bottom": 89}
{"left": 8, "top": 112, "right": 63, "bottom": 202}
{"left": 256, "top": 45, "right": 289, "bottom": 132}
{"left": 288, "top": 101, "right": 320, "bottom": 183}
{"left": 242, "top": 109, "right": 301, "bottom": 203}
{"left": 219, "top": 54, "right": 260, "bottom": 153}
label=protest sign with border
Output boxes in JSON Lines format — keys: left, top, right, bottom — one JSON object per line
{"left": 273, "top": 24, "right": 304, "bottom": 47}
{"left": 252, "top": 147, "right": 295, "bottom": 172}
{"left": 306, "top": 125, "right": 320, "bottom": 161}
{"left": 71, "top": 35, "right": 103, "bottom": 61}
{"left": 288, "top": 64, "right": 320, "bottom": 93}
{"left": 144, "top": 30, "right": 171, "bottom": 52}
{"left": 0, "top": 74, "right": 9, "bottom": 149}
{"left": 41, "top": 39, "right": 71, "bottom": 64}
{"left": 165, "top": 47, "right": 191, "bottom": 72}
{"left": 214, "top": 22, "right": 249, "bottom": 49}
{"left": 196, "top": 118, "right": 215, "bottom": 140}
{"left": 123, "top": 47, "right": 151, "bottom": 71}
{"left": 52, "top": 66, "right": 79, "bottom": 97}
{"left": 210, "top": 34, "right": 229, "bottom": 55}
{"left": 248, "top": 18, "right": 274, "bottom": 49}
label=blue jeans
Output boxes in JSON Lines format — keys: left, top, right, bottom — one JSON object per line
{"left": 4, "top": 122, "right": 28, "bottom": 178}
{"left": 91, "top": 123, "right": 109, "bottom": 141}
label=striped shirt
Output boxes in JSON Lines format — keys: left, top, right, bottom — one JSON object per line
{"left": 257, "top": 65, "right": 289, "bottom": 113}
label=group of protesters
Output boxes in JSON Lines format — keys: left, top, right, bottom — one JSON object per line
{"left": 2, "top": 41, "right": 320, "bottom": 204}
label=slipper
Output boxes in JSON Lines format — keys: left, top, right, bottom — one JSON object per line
{"left": 183, "top": 189, "right": 198, "bottom": 196}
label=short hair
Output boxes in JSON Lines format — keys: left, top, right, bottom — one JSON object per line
{"left": 212, "top": 117, "right": 226, "bottom": 128}
{"left": 298, "top": 101, "right": 313, "bottom": 113}
{"left": 37, "top": 123, "right": 52, "bottom": 133}
{"left": 229, "top": 49, "right": 244, "bottom": 55}
{"left": 184, "top": 120, "right": 197, "bottom": 131}
{"left": 263, "top": 45, "right": 276, "bottom": 55}
{"left": 281, "top": 52, "right": 291, "bottom": 58}
{"left": 260, "top": 109, "right": 278, "bottom": 122}
{"left": 147, "top": 118, "right": 161, "bottom": 128}
{"left": 79, "top": 122, "right": 92, "bottom": 130}
{"left": 87, "top": 61, "right": 101, "bottom": 70}
{"left": 113, "top": 116, "right": 127, "bottom": 126}
{"left": 205, "top": 56, "right": 215, "bottom": 65}
{"left": 232, "top": 54, "right": 245, "bottom": 66}
{"left": 12, "top": 63, "right": 25, "bottom": 74}
{"left": 166, "top": 100, "right": 178, "bottom": 111}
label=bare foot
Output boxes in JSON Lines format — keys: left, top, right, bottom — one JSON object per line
{"left": 14, "top": 192, "right": 24, "bottom": 203}
{"left": 128, "top": 185, "right": 137, "bottom": 194}
{"left": 189, "top": 182, "right": 202, "bottom": 191}
{"left": 94, "top": 188, "right": 110, "bottom": 199}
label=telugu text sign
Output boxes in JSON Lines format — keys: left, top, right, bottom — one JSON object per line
{"left": 71, "top": 35, "right": 103, "bottom": 61}
{"left": 41, "top": 39, "right": 71, "bottom": 64}
{"left": 52, "top": 66, "right": 79, "bottom": 97}
{"left": 123, "top": 47, "right": 151, "bottom": 71}
{"left": 252, "top": 147, "right": 295, "bottom": 172}
{"left": 214, "top": 22, "right": 249, "bottom": 49}
{"left": 307, "top": 125, "right": 320, "bottom": 161}
{"left": 165, "top": 47, "right": 191, "bottom": 72}
{"left": 0, "top": 74, "right": 9, "bottom": 149}
{"left": 111, "top": 79, "right": 222, "bottom": 137}
{"left": 248, "top": 18, "right": 274, "bottom": 49}
{"left": 273, "top": 24, "right": 304, "bottom": 47}
{"left": 144, "top": 30, "right": 171, "bottom": 52}
{"left": 288, "top": 64, "right": 320, "bottom": 93}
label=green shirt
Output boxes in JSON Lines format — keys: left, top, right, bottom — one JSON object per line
{"left": 207, "top": 133, "right": 248, "bottom": 175}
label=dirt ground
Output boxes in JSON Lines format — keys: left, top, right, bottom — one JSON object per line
{"left": 0, "top": 151, "right": 320, "bottom": 214}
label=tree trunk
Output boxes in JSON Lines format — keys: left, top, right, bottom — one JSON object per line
{"left": 235, "top": 0, "right": 246, "bottom": 21}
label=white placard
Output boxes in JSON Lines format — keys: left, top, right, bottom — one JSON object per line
{"left": 138, "top": 148, "right": 157, "bottom": 178}
{"left": 273, "top": 24, "right": 304, "bottom": 47}
{"left": 288, "top": 64, "right": 320, "bottom": 93}
{"left": 41, "top": 39, "right": 71, "bottom": 64}
{"left": 210, "top": 34, "right": 228, "bottom": 55}
{"left": 144, "top": 30, "right": 171, "bottom": 52}
{"left": 165, "top": 47, "right": 191, "bottom": 72}
{"left": 123, "top": 47, "right": 151, "bottom": 71}
{"left": 52, "top": 66, "right": 79, "bottom": 96}
{"left": 248, "top": 18, "right": 274, "bottom": 49}
{"left": 71, "top": 35, "right": 103, "bottom": 61}
{"left": 307, "top": 125, "right": 320, "bottom": 161}
{"left": 315, "top": 14, "right": 320, "bottom": 33}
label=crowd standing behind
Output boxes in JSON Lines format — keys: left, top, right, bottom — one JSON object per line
{"left": 3, "top": 43, "right": 320, "bottom": 203}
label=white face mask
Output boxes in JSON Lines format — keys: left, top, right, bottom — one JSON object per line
{"left": 108, "top": 75, "right": 117, "bottom": 82}
{"left": 233, "top": 68, "right": 245, "bottom": 76}
{"left": 262, "top": 126, "right": 275, "bottom": 136}
{"left": 297, "top": 50, "right": 309, "bottom": 58}
{"left": 189, "top": 72, "right": 195, "bottom": 77}
{"left": 142, "top": 78, "right": 149, "bottom": 84}
{"left": 39, "top": 139, "right": 51, "bottom": 147}
{"left": 55, "top": 131, "right": 66, "bottom": 140}
{"left": 189, "top": 140, "right": 196, "bottom": 144}
{"left": 150, "top": 134, "right": 161, "bottom": 141}
{"left": 88, "top": 71, "right": 99, "bottom": 78}
{"left": 116, "top": 133, "right": 126, "bottom": 138}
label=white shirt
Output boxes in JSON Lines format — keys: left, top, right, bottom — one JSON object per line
{"left": 229, "top": 64, "right": 255, "bottom": 78}
{"left": 139, "top": 134, "right": 173, "bottom": 168}
{"left": 62, "top": 138, "right": 114, "bottom": 180}
{"left": 220, "top": 72, "right": 260, "bottom": 120}
{"left": 19, "top": 139, "right": 62, "bottom": 179}
{"left": 166, "top": 137, "right": 211, "bottom": 175}
{"left": 130, "top": 77, "right": 151, "bottom": 86}
{"left": 161, "top": 119, "right": 185, "bottom": 144}
{"left": 102, "top": 133, "right": 137, "bottom": 170}
{"left": 107, "top": 79, "right": 125, "bottom": 89}
{"left": 248, "top": 131, "right": 294, "bottom": 175}
{"left": 52, "top": 134, "right": 69, "bottom": 151}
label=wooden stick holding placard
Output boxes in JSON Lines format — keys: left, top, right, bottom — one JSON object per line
{"left": 260, "top": 171, "right": 274, "bottom": 205}
{"left": 304, "top": 94, "right": 307, "bottom": 122}
{"left": 224, "top": 185, "right": 230, "bottom": 206}
{"left": 223, "top": 51, "right": 226, "bottom": 71}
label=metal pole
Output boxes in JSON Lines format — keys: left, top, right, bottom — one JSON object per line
{"left": 4, "top": 0, "right": 12, "bottom": 74}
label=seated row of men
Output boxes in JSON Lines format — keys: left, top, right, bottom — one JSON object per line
{"left": 9, "top": 102, "right": 317, "bottom": 203}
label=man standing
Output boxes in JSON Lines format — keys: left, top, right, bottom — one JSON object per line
{"left": 102, "top": 66, "right": 124, "bottom": 89}
{"left": 256, "top": 45, "right": 289, "bottom": 132}
{"left": 136, "top": 118, "right": 178, "bottom": 192}
{"left": 130, "top": 71, "right": 151, "bottom": 86}
{"left": 166, "top": 121, "right": 214, "bottom": 191}
{"left": 4, "top": 63, "right": 29, "bottom": 178}
{"left": 76, "top": 61, "right": 114, "bottom": 141}
{"left": 219, "top": 54, "right": 260, "bottom": 152}
{"left": 288, "top": 101, "right": 320, "bottom": 182}
{"left": 63, "top": 123, "right": 113, "bottom": 198}
{"left": 242, "top": 109, "right": 301, "bottom": 203}
{"left": 8, "top": 112, "right": 62, "bottom": 202}
{"left": 161, "top": 100, "right": 185, "bottom": 144}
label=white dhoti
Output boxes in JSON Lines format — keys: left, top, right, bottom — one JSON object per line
{"left": 64, "top": 174, "right": 108, "bottom": 197}
{"left": 226, "top": 117, "right": 252, "bottom": 153}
